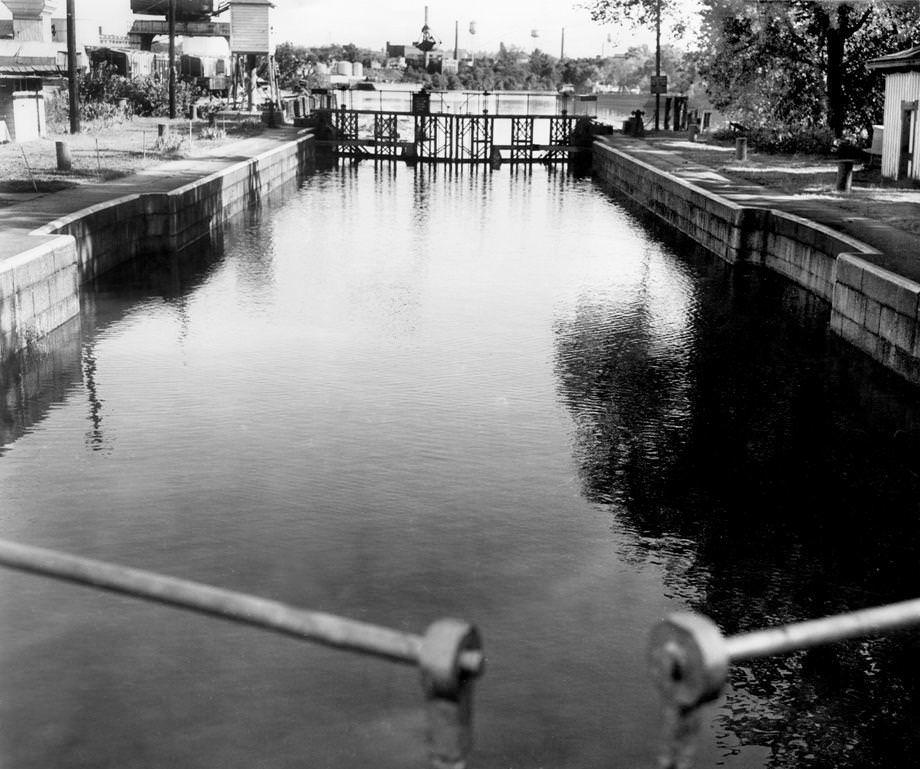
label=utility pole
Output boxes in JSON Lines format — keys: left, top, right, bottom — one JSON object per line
{"left": 168, "top": 0, "right": 176, "bottom": 119}
{"left": 654, "top": 0, "right": 661, "bottom": 131}
{"left": 454, "top": 20, "right": 458, "bottom": 59}
{"left": 66, "top": 0, "right": 79, "bottom": 133}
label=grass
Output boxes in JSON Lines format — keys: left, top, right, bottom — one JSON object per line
{"left": 0, "top": 115, "right": 265, "bottom": 196}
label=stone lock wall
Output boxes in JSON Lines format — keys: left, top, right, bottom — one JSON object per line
{"left": 593, "top": 140, "right": 920, "bottom": 386}
{"left": 832, "top": 256, "right": 920, "bottom": 383}
{"left": 0, "top": 132, "right": 315, "bottom": 360}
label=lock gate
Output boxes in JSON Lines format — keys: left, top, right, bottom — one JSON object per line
{"left": 316, "top": 108, "right": 582, "bottom": 165}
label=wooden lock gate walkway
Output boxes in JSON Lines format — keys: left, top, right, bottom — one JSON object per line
{"left": 315, "top": 108, "right": 584, "bottom": 165}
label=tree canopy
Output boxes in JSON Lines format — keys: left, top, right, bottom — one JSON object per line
{"left": 696, "top": 0, "right": 920, "bottom": 136}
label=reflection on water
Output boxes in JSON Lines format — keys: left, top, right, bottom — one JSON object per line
{"left": 555, "top": 225, "right": 920, "bottom": 767}
{"left": 1, "top": 164, "right": 920, "bottom": 769}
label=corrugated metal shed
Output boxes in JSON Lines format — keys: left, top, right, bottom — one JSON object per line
{"left": 868, "top": 47, "right": 920, "bottom": 179}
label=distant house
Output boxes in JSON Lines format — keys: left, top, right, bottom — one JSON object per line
{"left": 867, "top": 45, "right": 920, "bottom": 180}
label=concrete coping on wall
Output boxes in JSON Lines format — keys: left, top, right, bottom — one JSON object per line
{"left": 595, "top": 141, "right": 750, "bottom": 215}
{"left": 768, "top": 209, "right": 883, "bottom": 257}
{"left": 0, "top": 230, "right": 75, "bottom": 272}
{"left": 30, "top": 194, "right": 145, "bottom": 238}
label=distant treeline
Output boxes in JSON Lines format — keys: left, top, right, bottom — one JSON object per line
{"left": 273, "top": 41, "right": 697, "bottom": 95}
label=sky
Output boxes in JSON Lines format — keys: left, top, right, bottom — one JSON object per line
{"left": 0, "top": 0, "right": 696, "bottom": 58}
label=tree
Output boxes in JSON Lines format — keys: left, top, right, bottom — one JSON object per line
{"left": 584, "top": 0, "right": 687, "bottom": 34}
{"left": 697, "top": 1, "right": 920, "bottom": 136}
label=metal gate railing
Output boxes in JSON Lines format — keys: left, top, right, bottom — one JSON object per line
{"left": 0, "top": 538, "right": 484, "bottom": 769}
{"left": 647, "top": 599, "right": 920, "bottom": 768}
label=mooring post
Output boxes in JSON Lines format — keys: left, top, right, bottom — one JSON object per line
{"left": 489, "top": 146, "right": 502, "bottom": 170}
{"left": 734, "top": 137, "right": 747, "bottom": 162}
{"left": 647, "top": 613, "right": 729, "bottom": 769}
{"left": 835, "top": 159, "right": 855, "bottom": 192}
{"left": 419, "top": 619, "right": 484, "bottom": 769}
{"left": 55, "top": 140, "right": 72, "bottom": 171}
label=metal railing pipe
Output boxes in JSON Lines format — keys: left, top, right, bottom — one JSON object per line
{"left": 723, "top": 596, "right": 920, "bottom": 662}
{"left": 0, "top": 538, "right": 484, "bottom": 674}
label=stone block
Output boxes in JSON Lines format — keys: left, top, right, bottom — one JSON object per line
{"left": 879, "top": 305, "right": 915, "bottom": 352}
{"left": 860, "top": 262, "right": 920, "bottom": 317}
{"left": 863, "top": 299, "right": 882, "bottom": 334}
{"left": 835, "top": 254, "right": 866, "bottom": 290}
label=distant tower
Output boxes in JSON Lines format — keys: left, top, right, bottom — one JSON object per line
{"left": 414, "top": 5, "right": 438, "bottom": 68}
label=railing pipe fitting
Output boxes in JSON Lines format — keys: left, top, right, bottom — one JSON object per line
{"left": 648, "top": 597, "right": 920, "bottom": 768}
{"left": 420, "top": 619, "right": 483, "bottom": 769}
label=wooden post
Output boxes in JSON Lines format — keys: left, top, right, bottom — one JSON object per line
{"left": 66, "top": 0, "right": 80, "bottom": 134}
{"left": 247, "top": 54, "right": 257, "bottom": 112}
{"left": 268, "top": 54, "right": 280, "bottom": 112}
{"left": 654, "top": 0, "right": 661, "bottom": 132}
{"left": 168, "top": 0, "right": 176, "bottom": 119}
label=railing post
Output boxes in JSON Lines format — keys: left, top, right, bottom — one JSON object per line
{"left": 419, "top": 619, "right": 484, "bottom": 769}
{"left": 647, "top": 613, "right": 729, "bottom": 769}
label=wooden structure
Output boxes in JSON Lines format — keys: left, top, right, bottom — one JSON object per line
{"left": 229, "top": 0, "right": 273, "bottom": 54}
{"left": 228, "top": 0, "right": 277, "bottom": 111}
{"left": 128, "top": 19, "right": 230, "bottom": 50}
{"left": 318, "top": 107, "right": 582, "bottom": 165}
{"left": 868, "top": 45, "right": 920, "bottom": 180}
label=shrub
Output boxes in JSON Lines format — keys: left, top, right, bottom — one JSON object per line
{"left": 75, "top": 64, "right": 204, "bottom": 120}
{"left": 711, "top": 124, "right": 838, "bottom": 156}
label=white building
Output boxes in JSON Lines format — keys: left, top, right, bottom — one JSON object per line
{"left": 867, "top": 45, "right": 920, "bottom": 180}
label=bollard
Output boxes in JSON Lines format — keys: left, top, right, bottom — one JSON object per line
{"left": 735, "top": 136, "right": 748, "bottom": 161}
{"left": 648, "top": 613, "right": 729, "bottom": 769}
{"left": 402, "top": 143, "right": 418, "bottom": 166}
{"left": 55, "top": 140, "right": 72, "bottom": 171}
{"left": 836, "top": 159, "right": 855, "bottom": 192}
{"left": 489, "top": 146, "right": 502, "bottom": 170}
{"left": 419, "top": 619, "right": 483, "bottom": 769}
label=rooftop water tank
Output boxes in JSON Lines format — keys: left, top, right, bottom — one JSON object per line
{"left": 351, "top": 61, "right": 363, "bottom": 77}
{"left": 334, "top": 60, "right": 352, "bottom": 76}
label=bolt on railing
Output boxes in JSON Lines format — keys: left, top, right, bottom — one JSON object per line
{"left": 647, "top": 598, "right": 920, "bottom": 769}
{"left": 0, "top": 538, "right": 484, "bottom": 769}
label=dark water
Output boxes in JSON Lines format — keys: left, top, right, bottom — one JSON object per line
{"left": 2, "top": 163, "right": 920, "bottom": 769}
